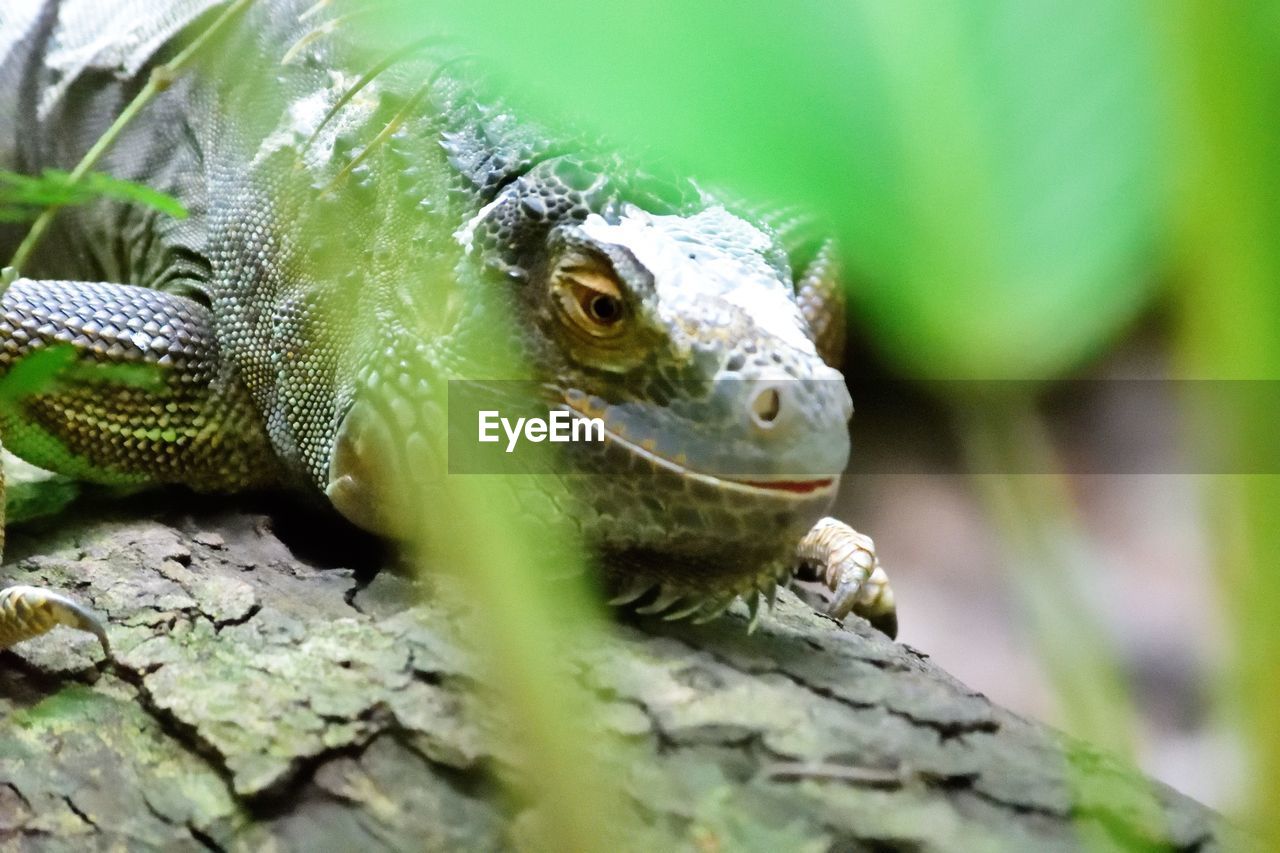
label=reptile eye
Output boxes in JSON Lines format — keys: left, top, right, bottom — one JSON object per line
{"left": 554, "top": 267, "right": 628, "bottom": 338}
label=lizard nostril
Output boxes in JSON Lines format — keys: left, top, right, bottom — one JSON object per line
{"left": 750, "top": 386, "right": 782, "bottom": 428}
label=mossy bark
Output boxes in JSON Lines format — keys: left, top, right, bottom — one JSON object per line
{"left": 0, "top": 494, "right": 1235, "bottom": 852}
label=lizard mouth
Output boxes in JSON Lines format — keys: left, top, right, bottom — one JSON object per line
{"left": 731, "top": 477, "right": 835, "bottom": 494}
{"left": 557, "top": 402, "right": 837, "bottom": 499}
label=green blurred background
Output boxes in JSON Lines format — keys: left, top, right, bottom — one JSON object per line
{"left": 375, "top": 0, "right": 1280, "bottom": 837}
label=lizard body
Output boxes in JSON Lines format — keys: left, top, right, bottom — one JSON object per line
{"left": 0, "top": 0, "right": 895, "bottom": 650}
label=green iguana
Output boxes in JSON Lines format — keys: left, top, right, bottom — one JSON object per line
{"left": 0, "top": 0, "right": 896, "bottom": 653}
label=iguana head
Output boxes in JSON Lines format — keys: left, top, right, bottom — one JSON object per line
{"left": 448, "top": 158, "right": 855, "bottom": 614}
{"left": 325, "top": 139, "right": 853, "bottom": 615}
{"left": 196, "top": 10, "right": 858, "bottom": 622}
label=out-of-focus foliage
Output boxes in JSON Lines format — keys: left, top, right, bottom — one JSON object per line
{"left": 379, "top": 0, "right": 1167, "bottom": 380}
{"left": 1167, "top": 1, "right": 1280, "bottom": 842}
{"left": 292, "top": 151, "right": 636, "bottom": 846}
{"left": 0, "top": 169, "right": 187, "bottom": 223}
{"left": 421, "top": 473, "right": 633, "bottom": 852}
{"left": 961, "top": 406, "right": 1164, "bottom": 845}
{"left": 0, "top": 347, "right": 78, "bottom": 404}
{"left": 358, "top": 3, "right": 1178, "bottom": 835}
{"left": 0, "top": 345, "right": 161, "bottom": 404}
{"left": 0, "top": 450, "right": 78, "bottom": 526}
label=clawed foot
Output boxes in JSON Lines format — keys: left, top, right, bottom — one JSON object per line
{"left": 796, "top": 518, "right": 897, "bottom": 639}
{"left": 0, "top": 585, "right": 111, "bottom": 655}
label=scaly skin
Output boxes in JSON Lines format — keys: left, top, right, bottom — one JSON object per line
{"left": 0, "top": 0, "right": 896, "bottom": 652}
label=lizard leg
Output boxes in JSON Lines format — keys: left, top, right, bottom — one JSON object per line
{"left": 795, "top": 517, "right": 898, "bottom": 638}
{"left": 0, "top": 276, "right": 280, "bottom": 655}
{"left": 0, "top": 277, "right": 280, "bottom": 490}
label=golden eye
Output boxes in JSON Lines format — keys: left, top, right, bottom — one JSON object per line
{"left": 555, "top": 267, "right": 627, "bottom": 338}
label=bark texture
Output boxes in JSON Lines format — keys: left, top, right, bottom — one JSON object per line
{"left": 0, "top": 491, "right": 1236, "bottom": 852}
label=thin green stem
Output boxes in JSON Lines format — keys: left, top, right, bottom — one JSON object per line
{"left": 5, "top": 0, "right": 255, "bottom": 283}
{"left": 956, "top": 394, "right": 1165, "bottom": 848}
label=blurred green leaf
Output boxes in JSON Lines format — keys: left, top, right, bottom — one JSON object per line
{"left": 1166, "top": 0, "right": 1280, "bottom": 840}
{"left": 1, "top": 450, "right": 79, "bottom": 526}
{"left": 961, "top": 400, "right": 1165, "bottom": 846}
{"left": 0, "top": 170, "right": 86, "bottom": 207}
{"left": 0, "top": 344, "right": 165, "bottom": 404}
{"left": 0, "top": 168, "right": 187, "bottom": 222}
{"left": 374, "top": 0, "right": 1167, "bottom": 379}
{"left": 79, "top": 170, "right": 188, "bottom": 218}
{"left": 0, "top": 346, "right": 77, "bottom": 403}
{"left": 0, "top": 208, "right": 40, "bottom": 223}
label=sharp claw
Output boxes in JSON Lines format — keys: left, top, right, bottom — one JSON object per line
{"left": 608, "top": 581, "right": 653, "bottom": 606}
{"left": 856, "top": 565, "right": 889, "bottom": 607}
{"left": 864, "top": 581, "right": 898, "bottom": 639}
{"left": 0, "top": 586, "right": 111, "bottom": 655}
{"left": 63, "top": 598, "right": 111, "bottom": 654}
{"left": 826, "top": 583, "right": 861, "bottom": 621}
{"left": 635, "top": 587, "right": 683, "bottom": 615}
{"left": 663, "top": 599, "right": 707, "bottom": 621}
{"left": 692, "top": 595, "right": 735, "bottom": 624}
{"left": 747, "top": 590, "right": 765, "bottom": 633}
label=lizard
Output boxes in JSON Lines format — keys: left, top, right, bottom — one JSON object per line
{"left": 0, "top": 0, "right": 896, "bottom": 655}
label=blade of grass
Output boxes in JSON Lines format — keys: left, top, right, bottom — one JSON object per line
{"left": 77, "top": 171, "right": 187, "bottom": 219}
{"left": 5, "top": 0, "right": 254, "bottom": 282}
{"left": 293, "top": 156, "right": 638, "bottom": 846}
{"left": 422, "top": 472, "right": 631, "bottom": 852}
{"left": 958, "top": 394, "right": 1167, "bottom": 849}
{"left": 1161, "top": 0, "right": 1280, "bottom": 840}
{"left": 0, "top": 169, "right": 188, "bottom": 221}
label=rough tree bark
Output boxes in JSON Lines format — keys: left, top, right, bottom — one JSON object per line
{"left": 0, "top": 484, "right": 1236, "bottom": 852}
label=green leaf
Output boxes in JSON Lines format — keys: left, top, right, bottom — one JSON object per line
{"left": 0, "top": 207, "right": 38, "bottom": 223}
{"left": 78, "top": 171, "right": 188, "bottom": 219}
{"left": 0, "top": 170, "right": 86, "bottom": 206}
{"left": 0, "top": 345, "right": 78, "bottom": 403}
{"left": 67, "top": 360, "right": 166, "bottom": 393}
{"left": 1170, "top": 2, "right": 1280, "bottom": 839}
{"left": 0, "top": 169, "right": 187, "bottom": 221}
{"left": 371, "top": 0, "right": 1167, "bottom": 379}
{"left": 0, "top": 344, "right": 166, "bottom": 405}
